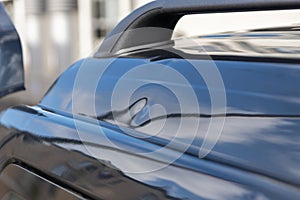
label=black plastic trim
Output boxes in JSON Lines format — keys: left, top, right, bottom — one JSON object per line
{"left": 96, "top": 0, "right": 300, "bottom": 56}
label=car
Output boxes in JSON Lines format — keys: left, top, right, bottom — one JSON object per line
{"left": 0, "top": 0, "right": 300, "bottom": 199}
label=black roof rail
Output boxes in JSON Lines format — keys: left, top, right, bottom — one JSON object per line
{"left": 96, "top": 0, "right": 300, "bottom": 57}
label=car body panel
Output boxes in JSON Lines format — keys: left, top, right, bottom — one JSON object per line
{"left": 0, "top": 1, "right": 300, "bottom": 199}
{"left": 38, "top": 53, "right": 300, "bottom": 185}
{"left": 0, "top": 106, "right": 299, "bottom": 199}
{"left": 0, "top": 42, "right": 298, "bottom": 199}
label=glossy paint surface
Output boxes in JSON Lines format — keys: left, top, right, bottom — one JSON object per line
{"left": 1, "top": 28, "right": 300, "bottom": 199}
{"left": 39, "top": 56, "right": 300, "bottom": 184}
{"left": 1, "top": 106, "right": 299, "bottom": 199}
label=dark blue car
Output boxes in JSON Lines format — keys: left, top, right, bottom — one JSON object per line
{"left": 0, "top": 0, "right": 300, "bottom": 199}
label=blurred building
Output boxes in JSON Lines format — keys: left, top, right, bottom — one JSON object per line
{"left": 2, "top": 0, "right": 152, "bottom": 104}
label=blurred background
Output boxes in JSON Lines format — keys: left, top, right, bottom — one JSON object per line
{"left": 0, "top": 0, "right": 153, "bottom": 109}
{"left": 0, "top": 0, "right": 299, "bottom": 110}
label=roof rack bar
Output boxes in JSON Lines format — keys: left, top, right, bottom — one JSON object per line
{"left": 97, "top": 0, "right": 300, "bottom": 56}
